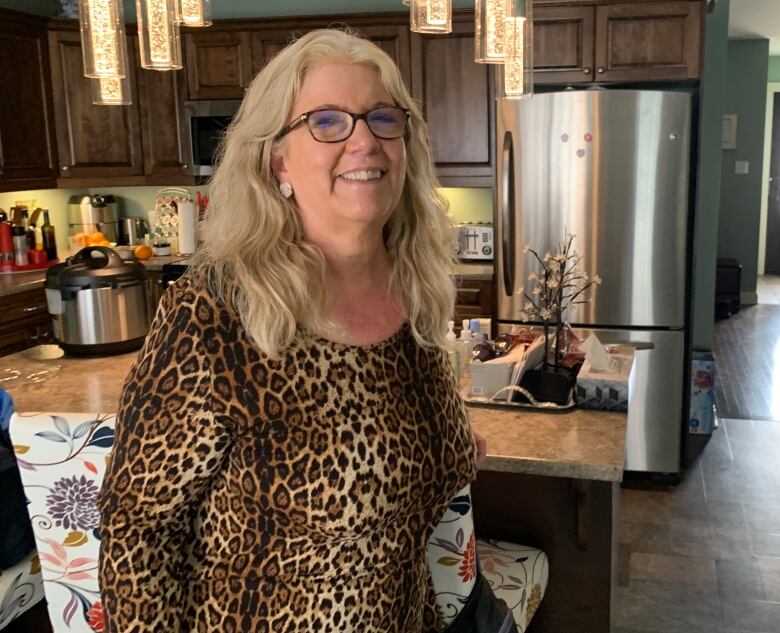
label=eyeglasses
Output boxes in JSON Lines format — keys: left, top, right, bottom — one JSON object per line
{"left": 276, "top": 107, "right": 411, "bottom": 143}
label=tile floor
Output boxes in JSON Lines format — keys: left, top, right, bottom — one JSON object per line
{"left": 612, "top": 277, "right": 780, "bottom": 633}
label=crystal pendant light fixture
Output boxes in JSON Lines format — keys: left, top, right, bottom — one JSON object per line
{"left": 136, "top": 0, "right": 183, "bottom": 70}
{"left": 78, "top": 0, "right": 129, "bottom": 78}
{"left": 474, "top": 0, "right": 507, "bottom": 63}
{"left": 91, "top": 75, "right": 132, "bottom": 106}
{"left": 498, "top": 0, "right": 533, "bottom": 99}
{"left": 410, "top": 0, "right": 452, "bottom": 34}
{"left": 176, "top": 0, "right": 212, "bottom": 27}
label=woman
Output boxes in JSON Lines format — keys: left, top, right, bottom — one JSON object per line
{"left": 98, "top": 29, "right": 483, "bottom": 632}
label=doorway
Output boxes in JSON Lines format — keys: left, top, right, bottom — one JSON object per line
{"left": 759, "top": 83, "right": 780, "bottom": 303}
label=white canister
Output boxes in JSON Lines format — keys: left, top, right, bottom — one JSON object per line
{"left": 178, "top": 201, "right": 197, "bottom": 255}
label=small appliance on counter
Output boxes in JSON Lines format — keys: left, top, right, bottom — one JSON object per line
{"left": 454, "top": 223, "right": 494, "bottom": 261}
{"left": 117, "top": 216, "right": 147, "bottom": 246}
{"left": 67, "top": 194, "right": 120, "bottom": 243}
{"left": 44, "top": 246, "right": 151, "bottom": 356}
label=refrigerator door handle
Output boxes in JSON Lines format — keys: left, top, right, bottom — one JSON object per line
{"left": 608, "top": 342, "right": 656, "bottom": 351}
{"left": 501, "top": 131, "right": 515, "bottom": 298}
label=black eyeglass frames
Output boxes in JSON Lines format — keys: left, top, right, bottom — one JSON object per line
{"left": 276, "top": 107, "right": 411, "bottom": 143}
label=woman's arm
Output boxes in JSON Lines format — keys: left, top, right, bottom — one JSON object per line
{"left": 97, "top": 284, "right": 233, "bottom": 632}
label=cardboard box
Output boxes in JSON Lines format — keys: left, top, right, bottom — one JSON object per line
{"left": 575, "top": 352, "right": 634, "bottom": 412}
{"left": 468, "top": 362, "right": 515, "bottom": 400}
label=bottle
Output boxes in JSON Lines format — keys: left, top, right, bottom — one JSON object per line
{"left": 42, "top": 210, "right": 58, "bottom": 261}
{"left": 445, "top": 320, "right": 461, "bottom": 384}
{"left": 459, "top": 318, "right": 475, "bottom": 376}
{"left": 25, "top": 223, "right": 35, "bottom": 250}
{"left": 12, "top": 226, "right": 28, "bottom": 267}
{"left": 470, "top": 318, "right": 486, "bottom": 345}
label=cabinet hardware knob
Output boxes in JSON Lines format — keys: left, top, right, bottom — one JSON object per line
{"left": 583, "top": 67, "right": 592, "bottom": 74}
{"left": 61, "top": 166, "right": 69, "bottom": 171}
{"left": 23, "top": 305, "right": 45, "bottom": 313}
{"left": 597, "top": 67, "right": 605, "bottom": 74}
{"left": 182, "top": 164, "right": 188, "bottom": 170}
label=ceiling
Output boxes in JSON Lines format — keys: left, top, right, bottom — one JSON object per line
{"left": 729, "top": 0, "right": 780, "bottom": 55}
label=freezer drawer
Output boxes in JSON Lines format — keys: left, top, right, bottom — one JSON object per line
{"left": 497, "top": 324, "right": 685, "bottom": 474}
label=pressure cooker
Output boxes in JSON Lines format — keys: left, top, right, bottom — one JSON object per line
{"left": 44, "top": 246, "right": 151, "bottom": 356}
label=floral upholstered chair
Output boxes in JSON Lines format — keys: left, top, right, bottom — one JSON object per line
{"left": 0, "top": 550, "right": 45, "bottom": 629}
{"left": 427, "top": 485, "right": 549, "bottom": 631}
{"left": 9, "top": 412, "right": 115, "bottom": 633}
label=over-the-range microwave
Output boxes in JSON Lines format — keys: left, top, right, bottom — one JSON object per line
{"left": 183, "top": 100, "right": 242, "bottom": 176}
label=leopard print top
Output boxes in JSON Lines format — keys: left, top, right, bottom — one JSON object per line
{"left": 98, "top": 271, "right": 476, "bottom": 632}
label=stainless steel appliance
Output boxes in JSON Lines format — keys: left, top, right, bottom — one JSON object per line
{"left": 44, "top": 246, "right": 151, "bottom": 355}
{"left": 67, "top": 195, "right": 120, "bottom": 243}
{"left": 454, "top": 224, "right": 494, "bottom": 261}
{"left": 184, "top": 100, "right": 241, "bottom": 176}
{"left": 118, "top": 217, "right": 147, "bottom": 245}
{"left": 495, "top": 90, "right": 692, "bottom": 474}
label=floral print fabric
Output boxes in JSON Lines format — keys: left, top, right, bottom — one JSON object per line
{"left": 427, "top": 485, "right": 550, "bottom": 631}
{"left": 9, "top": 412, "right": 114, "bottom": 632}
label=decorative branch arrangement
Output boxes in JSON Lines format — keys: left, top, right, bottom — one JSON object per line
{"left": 518, "top": 234, "right": 601, "bottom": 371}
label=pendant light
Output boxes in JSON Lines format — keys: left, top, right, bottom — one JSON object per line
{"left": 410, "top": 0, "right": 452, "bottom": 34}
{"left": 474, "top": 0, "right": 506, "bottom": 63}
{"left": 78, "top": 0, "right": 129, "bottom": 78}
{"left": 91, "top": 75, "right": 132, "bottom": 106}
{"left": 498, "top": 0, "right": 533, "bottom": 99}
{"left": 176, "top": 0, "right": 212, "bottom": 27}
{"left": 136, "top": 0, "right": 183, "bottom": 70}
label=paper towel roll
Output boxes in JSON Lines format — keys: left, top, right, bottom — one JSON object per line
{"left": 178, "top": 201, "right": 197, "bottom": 255}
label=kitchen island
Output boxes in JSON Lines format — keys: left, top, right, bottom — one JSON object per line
{"left": 3, "top": 345, "right": 625, "bottom": 633}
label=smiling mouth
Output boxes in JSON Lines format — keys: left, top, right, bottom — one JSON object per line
{"left": 338, "top": 169, "right": 386, "bottom": 182}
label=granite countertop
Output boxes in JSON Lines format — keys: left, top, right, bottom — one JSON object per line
{"left": 0, "top": 255, "right": 189, "bottom": 298}
{"left": 4, "top": 344, "right": 626, "bottom": 482}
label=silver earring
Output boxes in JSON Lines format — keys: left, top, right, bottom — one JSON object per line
{"left": 279, "top": 181, "right": 293, "bottom": 198}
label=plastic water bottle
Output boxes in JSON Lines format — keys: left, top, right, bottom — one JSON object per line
{"left": 446, "top": 320, "right": 461, "bottom": 384}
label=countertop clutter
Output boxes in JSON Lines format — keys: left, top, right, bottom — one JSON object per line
{"left": 2, "top": 344, "right": 626, "bottom": 481}
{"left": 0, "top": 254, "right": 189, "bottom": 297}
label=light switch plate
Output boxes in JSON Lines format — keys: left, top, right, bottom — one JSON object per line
{"left": 735, "top": 160, "right": 750, "bottom": 175}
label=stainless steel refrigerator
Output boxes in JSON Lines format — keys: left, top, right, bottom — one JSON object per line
{"left": 495, "top": 90, "right": 692, "bottom": 474}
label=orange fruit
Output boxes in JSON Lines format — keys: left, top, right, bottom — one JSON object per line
{"left": 134, "top": 244, "right": 153, "bottom": 260}
{"left": 97, "top": 240, "right": 111, "bottom": 247}
{"left": 87, "top": 231, "right": 107, "bottom": 245}
{"left": 72, "top": 233, "right": 88, "bottom": 248}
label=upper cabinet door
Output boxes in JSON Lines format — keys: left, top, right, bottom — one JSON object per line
{"left": 135, "top": 39, "right": 191, "bottom": 183}
{"left": 184, "top": 30, "right": 253, "bottom": 99}
{"left": 250, "top": 29, "right": 303, "bottom": 78}
{"left": 411, "top": 19, "right": 494, "bottom": 186}
{"left": 0, "top": 13, "right": 58, "bottom": 191}
{"left": 48, "top": 29, "right": 143, "bottom": 179}
{"left": 594, "top": 1, "right": 702, "bottom": 82}
{"left": 350, "top": 24, "right": 412, "bottom": 90}
{"left": 533, "top": 5, "right": 595, "bottom": 84}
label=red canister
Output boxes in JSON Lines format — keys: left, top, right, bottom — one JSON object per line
{"left": 27, "top": 248, "right": 48, "bottom": 266}
{"left": 0, "top": 222, "right": 13, "bottom": 264}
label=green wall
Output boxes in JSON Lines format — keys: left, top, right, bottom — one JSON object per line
{"left": 691, "top": 0, "right": 729, "bottom": 351}
{"left": 717, "top": 38, "right": 769, "bottom": 302}
{"left": 769, "top": 56, "right": 780, "bottom": 82}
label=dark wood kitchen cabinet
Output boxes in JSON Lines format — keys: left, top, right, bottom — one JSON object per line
{"left": 48, "top": 28, "right": 144, "bottom": 180}
{"left": 533, "top": 4, "right": 596, "bottom": 84}
{"left": 0, "top": 10, "right": 58, "bottom": 192}
{"left": 184, "top": 30, "right": 253, "bottom": 99}
{"left": 454, "top": 277, "right": 495, "bottom": 325}
{"left": 411, "top": 16, "right": 494, "bottom": 186}
{"left": 594, "top": 1, "right": 701, "bottom": 82}
{"left": 135, "top": 42, "right": 192, "bottom": 183}
{"left": 0, "top": 288, "right": 53, "bottom": 357}
{"left": 533, "top": 0, "right": 702, "bottom": 84}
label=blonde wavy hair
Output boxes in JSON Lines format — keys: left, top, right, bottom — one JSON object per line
{"left": 192, "top": 28, "right": 456, "bottom": 358}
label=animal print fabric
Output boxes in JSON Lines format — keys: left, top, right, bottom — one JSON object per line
{"left": 97, "top": 272, "right": 476, "bottom": 632}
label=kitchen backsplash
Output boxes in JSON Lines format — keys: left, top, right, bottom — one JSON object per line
{"left": 0, "top": 185, "right": 493, "bottom": 256}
